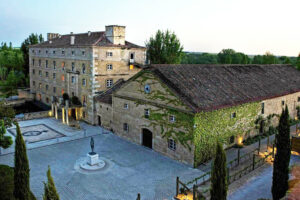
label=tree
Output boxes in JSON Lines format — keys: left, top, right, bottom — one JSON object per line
{"left": 43, "top": 166, "right": 60, "bottom": 200}
{"left": 217, "top": 49, "right": 235, "bottom": 64}
{"left": 262, "top": 52, "right": 278, "bottom": 64}
{"left": 297, "top": 53, "right": 300, "bottom": 70}
{"left": 0, "top": 70, "right": 25, "bottom": 98}
{"left": 0, "top": 101, "right": 15, "bottom": 127}
{"left": 272, "top": 106, "right": 291, "bottom": 200}
{"left": 0, "top": 120, "right": 12, "bottom": 148}
{"left": 210, "top": 141, "right": 228, "bottom": 200}
{"left": 146, "top": 30, "right": 183, "bottom": 64}
{"left": 252, "top": 55, "right": 263, "bottom": 64}
{"left": 14, "top": 123, "right": 31, "bottom": 200}
{"left": 21, "top": 33, "right": 44, "bottom": 80}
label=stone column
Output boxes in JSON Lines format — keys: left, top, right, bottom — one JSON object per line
{"left": 55, "top": 104, "right": 58, "bottom": 120}
{"left": 62, "top": 108, "right": 65, "bottom": 124}
{"left": 66, "top": 100, "right": 69, "bottom": 125}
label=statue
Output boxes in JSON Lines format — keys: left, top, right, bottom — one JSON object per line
{"left": 90, "top": 137, "right": 95, "bottom": 154}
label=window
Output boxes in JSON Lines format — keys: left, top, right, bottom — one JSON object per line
{"left": 168, "top": 139, "right": 176, "bottom": 151}
{"left": 61, "top": 75, "right": 65, "bottom": 82}
{"left": 124, "top": 103, "right": 129, "bottom": 109}
{"left": 62, "top": 50, "right": 65, "bottom": 55}
{"left": 231, "top": 112, "right": 236, "bottom": 118}
{"left": 144, "top": 109, "right": 150, "bottom": 118}
{"left": 32, "top": 69, "right": 35, "bottom": 74}
{"left": 46, "top": 60, "right": 48, "bottom": 68}
{"left": 107, "top": 64, "right": 113, "bottom": 70}
{"left": 46, "top": 97, "right": 49, "bottom": 103}
{"left": 53, "top": 73, "right": 56, "bottom": 79}
{"left": 71, "top": 92, "right": 75, "bottom": 97}
{"left": 82, "top": 96, "right": 86, "bottom": 105}
{"left": 282, "top": 100, "right": 285, "bottom": 106}
{"left": 53, "top": 50, "right": 56, "bottom": 54}
{"left": 46, "top": 85, "right": 49, "bottom": 90}
{"left": 82, "top": 78, "right": 86, "bottom": 86}
{"left": 123, "top": 123, "right": 129, "bottom": 132}
{"left": 53, "top": 87, "right": 56, "bottom": 93}
{"left": 106, "top": 79, "right": 113, "bottom": 88}
{"left": 32, "top": 50, "right": 35, "bottom": 53}
{"left": 38, "top": 49, "right": 41, "bottom": 54}
{"left": 45, "top": 72, "right": 49, "bottom": 77}
{"left": 61, "top": 62, "right": 65, "bottom": 71}
{"left": 71, "top": 50, "right": 75, "bottom": 56}
{"left": 130, "top": 52, "right": 135, "bottom": 59}
{"left": 71, "top": 76, "right": 75, "bottom": 84}
{"left": 72, "top": 62, "right": 75, "bottom": 72}
{"left": 32, "top": 59, "right": 35, "bottom": 66}
{"left": 82, "top": 51, "right": 85, "bottom": 56}
{"left": 169, "top": 115, "right": 176, "bottom": 123}
{"left": 298, "top": 97, "right": 300, "bottom": 102}
{"left": 32, "top": 81, "right": 35, "bottom": 86}
{"left": 38, "top": 59, "right": 41, "bottom": 67}
{"left": 106, "top": 52, "right": 113, "bottom": 57}
{"left": 261, "top": 103, "right": 265, "bottom": 114}
{"left": 53, "top": 61, "right": 56, "bottom": 69}
{"left": 82, "top": 64, "right": 86, "bottom": 74}
{"left": 46, "top": 50, "right": 48, "bottom": 54}
{"left": 144, "top": 84, "right": 151, "bottom": 93}
{"left": 39, "top": 83, "right": 42, "bottom": 89}
{"left": 39, "top": 70, "right": 42, "bottom": 77}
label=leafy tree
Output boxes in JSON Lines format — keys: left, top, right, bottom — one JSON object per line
{"left": 210, "top": 141, "right": 228, "bottom": 200}
{"left": 0, "top": 120, "right": 13, "bottom": 148}
{"left": 43, "top": 166, "right": 60, "bottom": 200}
{"left": 0, "top": 70, "right": 25, "bottom": 97}
{"left": 272, "top": 106, "right": 291, "bottom": 200}
{"left": 252, "top": 55, "right": 264, "bottom": 64}
{"left": 21, "top": 34, "right": 44, "bottom": 79}
{"left": 146, "top": 30, "right": 183, "bottom": 64}
{"left": 262, "top": 52, "right": 278, "bottom": 64}
{"left": 14, "top": 123, "right": 31, "bottom": 200}
{"left": 0, "top": 164, "right": 14, "bottom": 200}
{"left": 181, "top": 52, "right": 218, "bottom": 64}
{"left": 218, "top": 49, "right": 235, "bottom": 64}
{"left": 297, "top": 53, "right": 300, "bottom": 70}
{"left": 0, "top": 101, "right": 15, "bottom": 127}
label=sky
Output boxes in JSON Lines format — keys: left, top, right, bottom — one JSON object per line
{"left": 0, "top": 0, "right": 299, "bottom": 56}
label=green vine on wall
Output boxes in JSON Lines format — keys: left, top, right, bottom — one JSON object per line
{"left": 193, "top": 102, "right": 260, "bottom": 166}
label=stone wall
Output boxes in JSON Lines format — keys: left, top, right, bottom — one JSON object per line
{"left": 16, "top": 110, "right": 51, "bottom": 121}
{"left": 95, "top": 102, "right": 113, "bottom": 129}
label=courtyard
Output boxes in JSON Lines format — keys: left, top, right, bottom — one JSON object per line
{"left": 0, "top": 118, "right": 203, "bottom": 200}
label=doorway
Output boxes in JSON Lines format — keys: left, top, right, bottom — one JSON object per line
{"left": 142, "top": 128, "right": 152, "bottom": 149}
{"left": 98, "top": 115, "right": 101, "bottom": 126}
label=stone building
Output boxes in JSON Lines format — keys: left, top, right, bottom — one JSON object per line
{"left": 95, "top": 64, "right": 300, "bottom": 166}
{"left": 29, "top": 25, "right": 147, "bottom": 125}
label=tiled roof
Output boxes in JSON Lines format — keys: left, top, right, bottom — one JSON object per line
{"left": 95, "top": 79, "right": 125, "bottom": 105}
{"left": 149, "top": 64, "right": 300, "bottom": 112}
{"left": 30, "top": 31, "right": 145, "bottom": 48}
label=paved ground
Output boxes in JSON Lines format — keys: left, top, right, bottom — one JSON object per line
{"left": 228, "top": 155, "right": 300, "bottom": 200}
{"left": 0, "top": 118, "right": 203, "bottom": 200}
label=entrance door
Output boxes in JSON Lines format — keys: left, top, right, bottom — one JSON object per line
{"left": 98, "top": 115, "right": 101, "bottom": 126}
{"left": 142, "top": 128, "right": 152, "bottom": 149}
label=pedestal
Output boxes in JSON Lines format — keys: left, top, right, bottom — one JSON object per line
{"left": 87, "top": 153, "right": 100, "bottom": 166}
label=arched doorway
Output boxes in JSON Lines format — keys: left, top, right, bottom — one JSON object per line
{"left": 142, "top": 128, "right": 152, "bottom": 149}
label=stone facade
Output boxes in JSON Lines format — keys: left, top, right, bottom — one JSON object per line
{"left": 95, "top": 67, "right": 300, "bottom": 166}
{"left": 29, "top": 25, "right": 146, "bottom": 124}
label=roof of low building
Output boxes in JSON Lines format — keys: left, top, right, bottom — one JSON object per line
{"left": 148, "top": 64, "right": 300, "bottom": 112}
{"left": 95, "top": 79, "right": 126, "bottom": 105}
{"left": 30, "top": 31, "right": 145, "bottom": 48}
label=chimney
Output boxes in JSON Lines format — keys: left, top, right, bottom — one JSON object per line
{"left": 105, "top": 25, "right": 126, "bottom": 45}
{"left": 47, "top": 33, "right": 60, "bottom": 41}
{"left": 70, "top": 35, "right": 75, "bottom": 45}
{"left": 88, "top": 31, "right": 91, "bottom": 36}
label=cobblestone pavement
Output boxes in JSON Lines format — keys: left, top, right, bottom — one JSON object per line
{"left": 0, "top": 118, "right": 203, "bottom": 200}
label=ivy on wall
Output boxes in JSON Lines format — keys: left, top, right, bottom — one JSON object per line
{"left": 193, "top": 102, "right": 260, "bottom": 166}
{"left": 133, "top": 72, "right": 194, "bottom": 150}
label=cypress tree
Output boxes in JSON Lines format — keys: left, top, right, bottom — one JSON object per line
{"left": 14, "top": 123, "right": 30, "bottom": 200}
{"left": 43, "top": 166, "right": 60, "bottom": 200}
{"left": 272, "top": 106, "right": 291, "bottom": 200}
{"left": 210, "top": 141, "right": 228, "bottom": 200}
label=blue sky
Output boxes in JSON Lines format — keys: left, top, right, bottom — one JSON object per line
{"left": 0, "top": 0, "right": 299, "bottom": 56}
